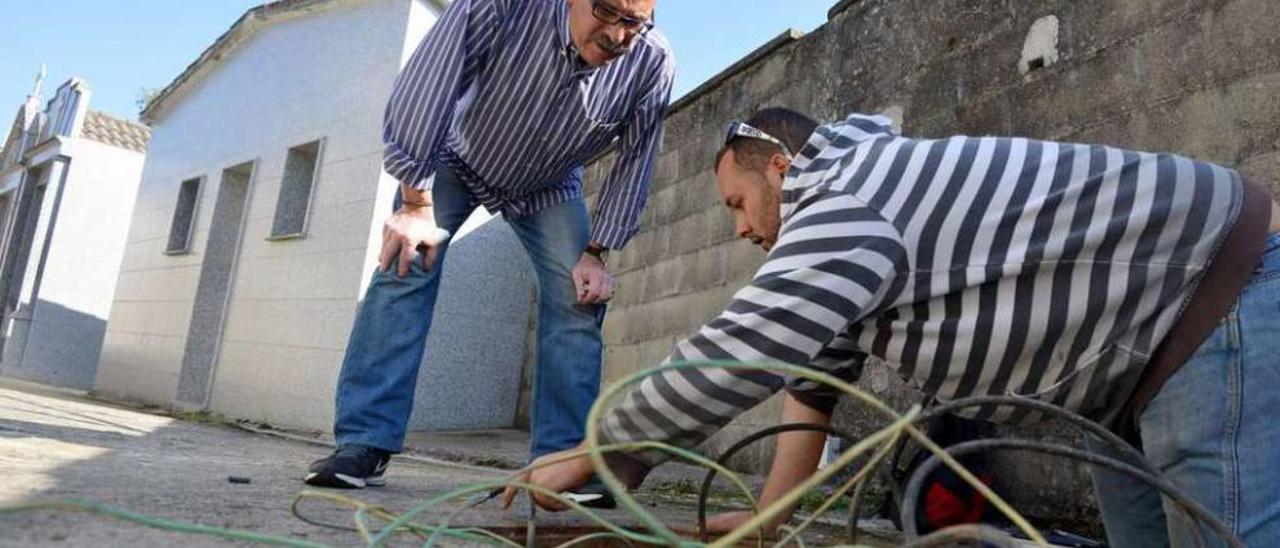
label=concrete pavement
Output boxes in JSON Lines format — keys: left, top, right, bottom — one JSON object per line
{"left": 0, "top": 380, "right": 874, "bottom": 546}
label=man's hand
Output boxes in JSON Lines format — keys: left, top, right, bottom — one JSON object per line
{"left": 572, "top": 253, "right": 614, "bottom": 305}
{"left": 702, "top": 393, "right": 830, "bottom": 537}
{"left": 501, "top": 448, "right": 594, "bottom": 511}
{"left": 705, "top": 511, "right": 780, "bottom": 538}
{"left": 379, "top": 202, "right": 447, "bottom": 278}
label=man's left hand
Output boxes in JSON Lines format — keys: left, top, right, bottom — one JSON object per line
{"left": 572, "top": 254, "right": 614, "bottom": 305}
{"left": 502, "top": 448, "right": 595, "bottom": 511}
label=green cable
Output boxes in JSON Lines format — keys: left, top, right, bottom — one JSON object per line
{"left": 0, "top": 500, "right": 327, "bottom": 547}
{"left": 0, "top": 359, "right": 1047, "bottom": 547}
{"left": 367, "top": 440, "right": 763, "bottom": 547}
{"left": 580, "top": 360, "right": 1045, "bottom": 547}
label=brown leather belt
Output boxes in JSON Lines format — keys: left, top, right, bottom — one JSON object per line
{"left": 1114, "top": 177, "right": 1274, "bottom": 444}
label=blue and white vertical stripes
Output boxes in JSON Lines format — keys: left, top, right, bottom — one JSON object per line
{"left": 383, "top": 0, "right": 676, "bottom": 250}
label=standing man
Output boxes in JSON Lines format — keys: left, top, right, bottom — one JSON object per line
{"left": 304, "top": 0, "right": 674, "bottom": 502}
{"left": 509, "top": 107, "right": 1280, "bottom": 546}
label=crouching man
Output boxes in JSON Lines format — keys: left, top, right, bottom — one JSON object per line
{"left": 506, "top": 107, "right": 1280, "bottom": 547}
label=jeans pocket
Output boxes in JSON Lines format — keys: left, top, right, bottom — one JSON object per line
{"left": 1253, "top": 233, "right": 1280, "bottom": 279}
{"left": 1265, "top": 233, "right": 1280, "bottom": 254}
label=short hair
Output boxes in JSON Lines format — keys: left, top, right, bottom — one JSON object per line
{"left": 714, "top": 107, "right": 819, "bottom": 173}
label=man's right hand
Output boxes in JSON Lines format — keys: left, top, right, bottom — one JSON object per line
{"left": 705, "top": 511, "right": 780, "bottom": 538}
{"left": 380, "top": 202, "right": 447, "bottom": 277}
{"left": 501, "top": 446, "right": 595, "bottom": 512}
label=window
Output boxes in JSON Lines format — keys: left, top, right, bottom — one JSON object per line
{"left": 268, "top": 139, "right": 323, "bottom": 240}
{"left": 165, "top": 177, "right": 202, "bottom": 254}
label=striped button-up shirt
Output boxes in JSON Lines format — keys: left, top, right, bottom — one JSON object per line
{"left": 383, "top": 0, "right": 676, "bottom": 249}
{"left": 601, "top": 114, "right": 1243, "bottom": 467}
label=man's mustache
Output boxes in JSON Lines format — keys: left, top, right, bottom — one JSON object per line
{"left": 591, "top": 33, "right": 629, "bottom": 56}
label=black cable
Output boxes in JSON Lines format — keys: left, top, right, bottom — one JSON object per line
{"left": 289, "top": 497, "right": 426, "bottom": 539}
{"left": 872, "top": 395, "right": 1161, "bottom": 543}
{"left": 695, "top": 422, "right": 859, "bottom": 543}
{"left": 911, "top": 395, "right": 1154, "bottom": 474}
{"left": 845, "top": 467, "right": 873, "bottom": 543}
{"left": 695, "top": 394, "right": 1246, "bottom": 547}
{"left": 899, "top": 439, "right": 1242, "bottom": 548}
{"left": 901, "top": 523, "right": 1020, "bottom": 547}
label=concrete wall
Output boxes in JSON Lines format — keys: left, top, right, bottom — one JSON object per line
{"left": 0, "top": 139, "right": 144, "bottom": 389}
{"left": 407, "top": 213, "right": 537, "bottom": 431}
{"left": 97, "top": 0, "right": 421, "bottom": 422}
{"left": 585, "top": 0, "right": 1280, "bottom": 525}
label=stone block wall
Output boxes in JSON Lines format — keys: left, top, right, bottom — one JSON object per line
{"left": 585, "top": 0, "right": 1280, "bottom": 525}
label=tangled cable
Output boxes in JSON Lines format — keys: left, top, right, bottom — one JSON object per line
{"left": 0, "top": 360, "right": 1246, "bottom": 547}
{"left": 695, "top": 394, "right": 1244, "bottom": 548}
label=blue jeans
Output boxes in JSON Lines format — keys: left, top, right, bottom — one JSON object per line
{"left": 333, "top": 164, "right": 605, "bottom": 459}
{"left": 1088, "top": 232, "right": 1280, "bottom": 547}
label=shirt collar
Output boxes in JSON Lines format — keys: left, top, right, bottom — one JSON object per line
{"left": 555, "top": 2, "right": 597, "bottom": 75}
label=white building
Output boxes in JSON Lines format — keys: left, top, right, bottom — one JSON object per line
{"left": 95, "top": 0, "right": 538, "bottom": 433}
{"left": 0, "top": 72, "right": 150, "bottom": 390}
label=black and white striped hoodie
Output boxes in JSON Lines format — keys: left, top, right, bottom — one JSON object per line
{"left": 600, "top": 113, "right": 1242, "bottom": 469}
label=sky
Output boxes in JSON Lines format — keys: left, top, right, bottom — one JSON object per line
{"left": 0, "top": 1, "right": 832, "bottom": 121}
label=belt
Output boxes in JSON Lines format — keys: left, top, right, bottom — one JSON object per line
{"left": 1114, "top": 176, "right": 1274, "bottom": 444}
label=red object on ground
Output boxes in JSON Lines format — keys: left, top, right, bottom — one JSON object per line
{"left": 922, "top": 473, "right": 991, "bottom": 530}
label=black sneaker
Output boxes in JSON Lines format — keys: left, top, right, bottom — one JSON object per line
{"left": 304, "top": 445, "right": 391, "bottom": 489}
{"left": 564, "top": 477, "right": 617, "bottom": 509}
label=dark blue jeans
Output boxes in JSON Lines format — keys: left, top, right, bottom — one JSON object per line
{"left": 334, "top": 164, "right": 604, "bottom": 459}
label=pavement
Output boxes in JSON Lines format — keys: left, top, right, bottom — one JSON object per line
{"left": 0, "top": 379, "right": 894, "bottom": 547}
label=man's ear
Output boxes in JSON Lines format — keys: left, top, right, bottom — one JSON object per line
{"left": 770, "top": 153, "right": 792, "bottom": 175}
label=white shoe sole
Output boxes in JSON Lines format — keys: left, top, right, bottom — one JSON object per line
{"left": 304, "top": 472, "right": 385, "bottom": 489}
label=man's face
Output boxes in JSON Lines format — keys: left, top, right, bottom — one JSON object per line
{"left": 566, "top": 0, "right": 656, "bottom": 67}
{"left": 715, "top": 149, "right": 788, "bottom": 252}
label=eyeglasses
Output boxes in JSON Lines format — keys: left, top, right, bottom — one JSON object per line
{"left": 590, "top": 0, "right": 655, "bottom": 36}
{"left": 724, "top": 121, "right": 794, "bottom": 159}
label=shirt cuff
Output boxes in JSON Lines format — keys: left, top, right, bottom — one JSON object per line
{"left": 384, "top": 145, "right": 437, "bottom": 191}
{"left": 589, "top": 220, "right": 636, "bottom": 251}
{"left": 599, "top": 451, "right": 654, "bottom": 490}
{"left": 785, "top": 386, "right": 840, "bottom": 416}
